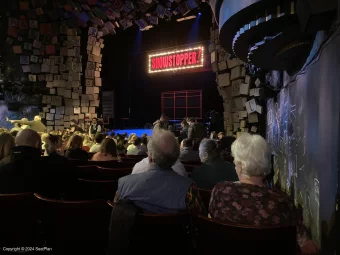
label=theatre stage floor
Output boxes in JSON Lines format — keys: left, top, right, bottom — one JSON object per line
{"left": 111, "top": 129, "right": 153, "bottom": 137}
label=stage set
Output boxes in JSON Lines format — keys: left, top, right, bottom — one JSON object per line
{"left": 0, "top": 0, "right": 339, "bottom": 252}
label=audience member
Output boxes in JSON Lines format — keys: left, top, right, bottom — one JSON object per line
{"left": 191, "top": 139, "right": 238, "bottom": 189}
{"left": 116, "top": 129, "right": 205, "bottom": 214}
{"left": 92, "top": 138, "right": 119, "bottom": 161}
{"left": 0, "top": 129, "right": 42, "bottom": 193}
{"left": 127, "top": 137, "right": 147, "bottom": 155}
{"left": 0, "top": 133, "right": 15, "bottom": 161}
{"left": 90, "top": 133, "right": 104, "bottom": 153}
{"left": 153, "top": 113, "right": 169, "bottom": 131}
{"left": 116, "top": 135, "right": 126, "bottom": 155}
{"left": 7, "top": 115, "right": 46, "bottom": 133}
{"left": 209, "top": 133, "right": 295, "bottom": 226}
{"left": 180, "top": 120, "right": 189, "bottom": 140}
{"left": 141, "top": 136, "right": 148, "bottom": 147}
{"left": 65, "top": 135, "right": 88, "bottom": 161}
{"left": 187, "top": 118, "right": 206, "bottom": 140}
{"left": 179, "top": 139, "right": 200, "bottom": 162}
{"left": 40, "top": 134, "right": 79, "bottom": 198}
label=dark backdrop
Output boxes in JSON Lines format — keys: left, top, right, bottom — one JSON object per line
{"left": 101, "top": 7, "right": 223, "bottom": 128}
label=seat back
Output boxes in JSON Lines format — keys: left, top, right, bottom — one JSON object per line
{"left": 0, "top": 193, "right": 41, "bottom": 247}
{"left": 88, "top": 152, "right": 95, "bottom": 159}
{"left": 198, "top": 188, "right": 212, "bottom": 209}
{"left": 78, "top": 178, "right": 118, "bottom": 200}
{"left": 133, "top": 213, "right": 192, "bottom": 254}
{"left": 193, "top": 215, "right": 297, "bottom": 255}
{"left": 119, "top": 156, "right": 142, "bottom": 163}
{"left": 94, "top": 160, "right": 135, "bottom": 168}
{"left": 35, "top": 193, "right": 111, "bottom": 252}
{"left": 97, "top": 166, "right": 132, "bottom": 180}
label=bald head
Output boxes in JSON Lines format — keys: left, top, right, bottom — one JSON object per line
{"left": 15, "top": 129, "right": 42, "bottom": 149}
{"left": 147, "top": 129, "right": 179, "bottom": 168}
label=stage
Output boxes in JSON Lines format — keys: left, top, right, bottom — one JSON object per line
{"left": 111, "top": 129, "right": 153, "bottom": 137}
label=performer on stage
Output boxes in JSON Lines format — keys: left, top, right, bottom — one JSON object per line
{"left": 68, "top": 119, "right": 84, "bottom": 134}
{"left": 6, "top": 115, "right": 46, "bottom": 133}
{"left": 89, "top": 117, "right": 102, "bottom": 138}
{"left": 153, "top": 113, "right": 169, "bottom": 131}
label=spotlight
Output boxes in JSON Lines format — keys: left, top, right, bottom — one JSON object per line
{"left": 198, "top": 12, "right": 201, "bottom": 15}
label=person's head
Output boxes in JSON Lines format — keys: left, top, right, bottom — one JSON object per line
{"left": 66, "top": 135, "right": 83, "bottom": 150}
{"left": 128, "top": 134, "right": 137, "bottom": 144}
{"left": 141, "top": 136, "right": 148, "bottom": 146}
{"left": 92, "top": 117, "right": 98, "bottom": 124}
{"left": 44, "top": 134, "right": 59, "bottom": 155}
{"left": 187, "top": 117, "right": 194, "bottom": 125}
{"left": 34, "top": 115, "right": 41, "bottom": 122}
{"left": 95, "top": 133, "right": 104, "bottom": 144}
{"left": 231, "top": 133, "right": 271, "bottom": 180}
{"left": 217, "top": 132, "right": 224, "bottom": 140}
{"left": 147, "top": 129, "right": 179, "bottom": 168}
{"left": 41, "top": 133, "right": 49, "bottom": 144}
{"left": 0, "top": 133, "right": 15, "bottom": 160}
{"left": 122, "top": 132, "right": 127, "bottom": 138}
{"left": 181, "top": 120, "right": 188, "bottom": 128}
{"left": 15, "top": 129, "right": 42, "bottom": 150}
{"left": 133, "top": 137, "right": 142, "bottom": 146}
{"left": 100, "top": 138, "right": 117, "bottom": 157}
{"left": 199, "top": 139, "right": 220, "bottom": 163}
{"left": 182, "top": 138, "right": 193, "bottom": 148}
{"left": 160, "top": 113, "right": 169, "bottom": 123}
{"left": 83, "top": 133, "right": 92, "bottom": 144}
{"left": 142, "top": 133, "right": 147, "bottom": 138}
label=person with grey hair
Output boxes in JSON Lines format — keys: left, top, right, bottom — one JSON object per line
{"left": 209, "top": 133, "right": 297, "bottom": 226}
{"left": 191, "top": 139, "right": 238, "bottom": 189}
{"left": 7, "top": 115, "right": 46, "bottom": 133}
{"left": 115, "top": 129, "right": 206, "bottom": 214}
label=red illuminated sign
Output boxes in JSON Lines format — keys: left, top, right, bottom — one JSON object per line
{"left": 148, "top": 46, "right": 204, "bottom": 73}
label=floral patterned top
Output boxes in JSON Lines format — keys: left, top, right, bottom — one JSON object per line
{"left": 209, "top": 181, "right": 297, "bottom": 226}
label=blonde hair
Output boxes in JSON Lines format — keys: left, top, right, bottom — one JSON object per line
{"left": 66, "top": 135, "right": 83, "bottom": 150}
{"left": 0, "top": 133, "right": 15, "bottom": 160}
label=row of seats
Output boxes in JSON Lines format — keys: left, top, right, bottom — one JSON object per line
{"left": 0, "top": 192, "right": 297, "bottom": 255}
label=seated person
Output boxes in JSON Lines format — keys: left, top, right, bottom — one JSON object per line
{"left": 191, "top": 139, "right": 238, "bottom": 189}
{"left": 92, "top": 138, "right": 119, "bottom": 161}
{"left": 179, "top": 138, "right": 200, "bottom": 162}
{"left": 115, "top": 129, "right": 205, "bottom": 214}
{"left": 65, "top": 135, "right": 88, "bottom": 161}
{"left": 90, "top": 133, "right": 104, "bottom": 153}
{"left": 0, "top": 130, "right": 78, "bottom": 197}
{"left": 127, "top": 137, "right": 147, "bottom": 156}
{"left": 209, "top": 133, "right": 317, "bottom": 252}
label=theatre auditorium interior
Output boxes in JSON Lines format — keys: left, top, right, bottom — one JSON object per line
{"left": 0, "top": 0, "right": 339, "bottom": 254}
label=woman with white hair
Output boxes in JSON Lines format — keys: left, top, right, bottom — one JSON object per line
{"left": 209, "top": 133, "right": 296, "bottom": 226}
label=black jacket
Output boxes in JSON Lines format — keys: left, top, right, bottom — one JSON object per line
{"left": 0, "top": 146, "right": 80, "bottom": 198}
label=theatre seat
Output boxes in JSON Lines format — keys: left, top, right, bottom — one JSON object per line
{"left": 107, "top": 201, "right": 192, "bottom": 255}
{"left": 119, "top": 156, "right": 142, "bottom": 163}
{"left": 193, "top": 215, "right": 297, "bottom": 255}
{"left": 78, "top": 178, "right": 118, "bottom": 200}
{"left": 0, "top": 193, "right": 42, "bottom": 247}
{"left": 77, "top": 165, "right": 132, "bottom": 180}
{"left": 34, "top": 193, "right": 111, "bottom": 255}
